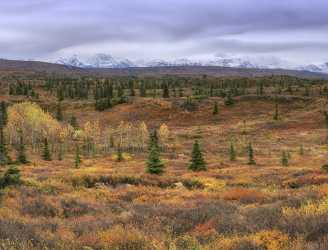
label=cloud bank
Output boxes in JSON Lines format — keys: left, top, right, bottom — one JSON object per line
{"left": 1, "top": 0, "right": 328, "bottom": 64}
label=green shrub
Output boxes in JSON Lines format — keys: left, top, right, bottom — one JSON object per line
{"left": 0, "top": 167, "right": 21, "bottom": 188}
{"left": 322, "top": 164, "right": 328, "bottom": 173}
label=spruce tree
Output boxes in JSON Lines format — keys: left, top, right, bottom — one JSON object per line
{"left": 0, "top": 127, "right": 11, "bottom": 166}
{"left": 70, "top": 115, "right": 79, "bottom": 129}
{"left": 146, "top": 143, "right": 164, "bottom": 175}
{"left": 56, "top": 102, "right": 63, "bottom": 121}
{"left": 16, "top": 130, "right": 28, "bottom": 164}
{"left": 58, "top": 142, "right": 63, "bottom": 161}
{"left": 116, "top": 146, "right": 123, "bottom": 162}
{"left": 189, "top": 140, "right": 207, "bottom": 171}
{"left": 247, "top": 143, "right": 256, "bottom": 165}
{"left": 0, "top": 166, "right": 21, "bottom": 188}
{"left": 281, "top": 151, "right": 289, "bottom": 166}
{"left": 148, "top": 130, "right": 159, "bottom": 151}
{"left": 224, "top": 93, "right": 234, "bottom": 106}
{"left": 324, "top": 111, "right": 328, "bottom": 128}
{"left": 229, "top": 142, "right": 236, "bottom": 161}
{"left": 42, "top": 138, "right": 52, "bottom": 161}
{"left": 273, "top": 102, "right": 279, "bottom": 121}
{"left": 0, "top": 101, "right": 8, "bottom": 127}
{"left": 163, "top": 84, "right": 170, "bottom": 98}
{"left": 74, "top": 145, "right": 81, "bottom": 168}
{"left": 213, "top": 101, "right": 219, "bottom": 115}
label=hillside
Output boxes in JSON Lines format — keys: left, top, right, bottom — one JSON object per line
{"left": 1, "top": 59, "right": 328, "bottom": 79}
{"left": 0, "top": 72, "right": 328, "bottom": 249}
{"left": 0, "top": 59, "right": 83, "bottom": 75}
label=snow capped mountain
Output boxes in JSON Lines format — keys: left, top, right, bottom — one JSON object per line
{"left": 56, "top": 54, "right": 135, "bottom": 68}
{"left": 56, "top": 55, "right": 85, "bottom": 68}
{"left": 300, "top": 62, "right": 328, "bottom": 74}
{"left": 53, "top": 53, "right": 328, "bottom": 74}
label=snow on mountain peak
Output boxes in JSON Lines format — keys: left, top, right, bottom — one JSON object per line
{"left": 53, "top": 53, "right": 328, "bottom": 74}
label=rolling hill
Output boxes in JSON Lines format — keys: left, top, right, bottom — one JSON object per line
{"left": 0, "top": 58, "right": 328, "bottom": 79}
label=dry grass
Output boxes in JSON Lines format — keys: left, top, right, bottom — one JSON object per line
{"left": 1, "top": 93, "right": 328, "bottom": 249}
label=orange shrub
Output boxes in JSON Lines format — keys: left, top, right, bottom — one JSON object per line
{"left": 98, "top": 225, "right": 155, "bottom": 250}
{"left": 222, "top": 188, "right": 267, "bottom": 204}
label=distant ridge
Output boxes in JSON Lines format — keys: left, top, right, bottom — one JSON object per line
{"left": 0, "top": 58, "right": 327, "bottom": 79}
{"left": 0, "top": 58, "right": 83, "bottom": 74}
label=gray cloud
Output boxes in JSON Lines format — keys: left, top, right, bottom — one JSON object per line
{"left": 0, "top": 0, "right": 328, "bottom": 63}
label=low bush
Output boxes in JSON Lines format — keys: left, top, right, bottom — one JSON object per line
{"left": 222, "top": 189, "right": 267, "bottom": 204}
{"left": 0, "top": 167, "right": 21, "bottom": 189}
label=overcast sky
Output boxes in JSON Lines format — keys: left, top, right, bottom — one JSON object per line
{"left": 1, "top": 0, "right": 328, "bottom": 64}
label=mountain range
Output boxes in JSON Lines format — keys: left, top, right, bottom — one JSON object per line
{"left": 53, "top": 53, "right": 328, "bottom": 74}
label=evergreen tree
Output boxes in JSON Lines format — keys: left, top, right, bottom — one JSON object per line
{"left": 56, "top": 102, "right": 63, "bottom": 121}
{"left": 0, "top": 166, "right": 21, "bottom": 188}
{"left": 116, "top": 147, "right": 123, "bottom": 162}
{"left": 179, "top": 87, "right": 184, "bottom": 97}
{"left": 0, "top": 127, "right": 11, "bottom": 166}
{"left": 273, "top": 102, "right": 279, "bottom": 120}
{"left": 224, "top": 93, "right": 234, "bottom": 106}
{"left": 0, "top": 101, "right": 8, "bottom": 127}
{"left": 58, "top": 142, "right": 63, "bottom": 161}
{"left": 247, "top": 143, "right": 256, "bottom": 165}
{"left": 148, "top": 130, "right": 159, "bottom": 151}
{"left": 129, "top": 81, "right": 135, "bottom": 96}
{"left": 140, "top": 83, "right": 147, "bottom": 97}
{"left": 42, "top": 138, "right": 52, "bottom": 161}
{"left": 146, "top": 143, "right": 164, "bottom": 175}
{"left": 75, "top": 145, "right": 81, "bottom": 168}
{"left": 281, "top": 151, "right": 289, "bottom": 166}
{"left": 16, "top": 130, "right": 28, "bottom": 164}
{"left": 163, "top": 84, "right": 170, "bottom": 98}
{"left": 324, "top": 111, "right": 328, "bottom": 128}
{"left": 213, "top": 101, "right": 219, "bottom": 115}
{"left": 70, "top": 115, "right": 79, "bottom": 129}
{"left": 229, "top": 142, "right": 236, "bottom": 161}
{"left": 189, "top": 140, "right": 207, "bottom": 171}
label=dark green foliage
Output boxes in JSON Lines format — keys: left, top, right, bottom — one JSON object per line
{"left": 247, "top": 143, "right": 256, "bottom": 165}
{"left": 129, "top": 80, "right": 135, "bottom": 96}
{"left": 148, "top": 130, "right": 159, "bottom": 151}
{"left": 116, "top": 147, "right": 123, "bottom": 162}
{"left": 139, "top": 83, "right": 147, "bottom": 97}
{"left": 95, "top": 96, "right": 127, "bottom": 111}
{"left": 0, "top": 101, "right": 8, "bottom": 127}
{"left": 117, "top": 85, "right": 124, "bottom": 97}
{"left": 224, "top": 93, "right": 234, "bottom": 106}
{"left": 212, "top": 101, "right": 219, "bottom": 115}
{"left": 322, "top": 164, "right": 328, "bottom": 173}
{"left": 229, "top": 142, "right": 236, "bottom": 161}
{"left": 163, "top": 84, "right": 170, "bottom": 98}
{"left": 146, "top": 143, "right": 164, "bottom": 175}
{"left": 182, "top": 179, "right": 205, "bottom": 190}
{"left": 70, "top": 115, "right": 79, "bottom": 129}
{"left": 75, "top": 145, "right": 81, "bottom": 168}
{"left": 42, "top": 138, "right": 52, "bottom": 161}
{"left": 58, "top": 142, "right": 63, "bottom": 161}
{"left": 0, "top": 127, "right": 11, "bottom": 166}
{"left": 16, "top": 130, "right": 28, "bottom": 165}
{"left": 182, "top": 97, "right": 197, "bottom": 112}
{"left": 179, "top": 87, "right": 184, "bottom": 97}
{"left": 56, "top": 102, "right": 63, "bottom": 121}
{"left": 281, "top": 151, "right": 289, "bottom": 166}
{"left": 0, "top": 166, "right": 21, "bottom": 188}
{"left": 189, "top": 140, "right": 207, "bottom": 171}
{"left": 273, "top": 102, "right": 279, "bottom": 121}
{"left": 324, "top": 111, "right": 328, "bottom": 128}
